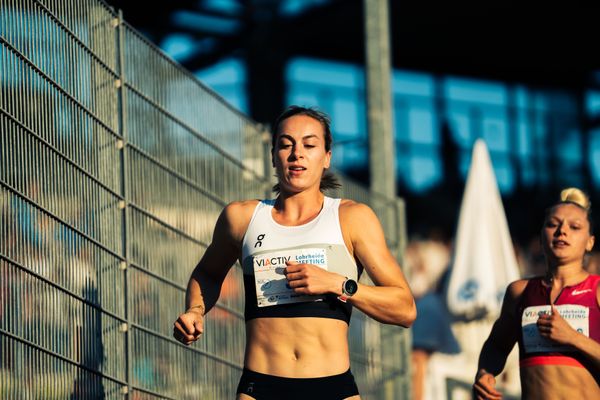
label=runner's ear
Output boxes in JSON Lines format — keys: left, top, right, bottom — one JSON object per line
{"left": 586, "top": 235, "right": 595, "bottom": 252}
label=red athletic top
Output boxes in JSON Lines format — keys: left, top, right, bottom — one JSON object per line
{"left": 517, "top": 274, "right": 600, "bottom": 372}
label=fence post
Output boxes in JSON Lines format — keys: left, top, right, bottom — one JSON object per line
{"left": 115, "top": 9, "right": 131, "bottom": 397}
{"left": 379, "top": 197, "right": 410, "bottom": 400}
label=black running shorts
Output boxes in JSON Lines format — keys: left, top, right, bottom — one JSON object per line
{"left": 236, "top": 368, "right": 359, "bottom": 400}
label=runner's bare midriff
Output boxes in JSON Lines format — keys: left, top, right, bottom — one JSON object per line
{"left": 520, "top": 364, "right": 600, "bottom": 399}
{"left": 244, "top": 317, "right": 350, "bottom": 378}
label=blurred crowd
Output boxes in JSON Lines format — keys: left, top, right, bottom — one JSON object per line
{"left": 406, "top": 229, "right": 600, "bottom": 297}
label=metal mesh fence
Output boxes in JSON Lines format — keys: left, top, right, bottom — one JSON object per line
{"left": 0, "top": 1, "right": 410, "bottom": 398}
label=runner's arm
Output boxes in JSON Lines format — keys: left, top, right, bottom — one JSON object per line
{"left": 573, "top": 283, "right": 600, "bottom": 369}
{"left": 186, "top": 202, "right": 249, "bottom": 314}
{"left": 173, "top": 202, "right": 251, "bottom": 344}
{"left": 565, "top": 327, "right": 600, "bottom": 370}
{"left": 473, "top": 280, "right": 526, "bottom": 399}
{"left": 342, "top": 202, "right": 416, "bottom": 327}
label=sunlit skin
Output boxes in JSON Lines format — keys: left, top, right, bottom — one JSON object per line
{"left": 472, "top": 203, "right": 600, "bottom": 399}
{"left": 173, "top": 112, "right": 416, "bottom": 400}
{"left": 541, "top": 203, "right": 595, "bottom": 274}
{"left": 272, "top": 114, "right": 331, "bottom": 197}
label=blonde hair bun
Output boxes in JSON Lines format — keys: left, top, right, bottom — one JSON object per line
{"left": 560, "top": 187, "right": 591, "bottom": 210}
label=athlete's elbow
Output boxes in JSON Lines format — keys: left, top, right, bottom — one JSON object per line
{"left": 384, "top": 299, "right": 416, "bottom": 327}
{"left": 398, "top": 299, "right": 417, "bottom": 328}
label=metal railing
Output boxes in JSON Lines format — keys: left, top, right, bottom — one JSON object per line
{"left": 0, "top": 1, "right": 410, "bottom": 398}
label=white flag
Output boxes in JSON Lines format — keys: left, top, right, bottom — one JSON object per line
{"left": 447, "top": 139, "right": 521, "bottom": 320}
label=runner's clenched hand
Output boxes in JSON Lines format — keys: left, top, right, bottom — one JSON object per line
{"left": 285, "top": 261, "right": 344, "bottom": 296}
{"left": 173, "top": 308, "right": 204, "bottom": 345}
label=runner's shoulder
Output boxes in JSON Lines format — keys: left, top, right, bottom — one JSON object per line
{"left": 506, "top": 279, "right": 531, "bottom": 301}
{"left": 338, "top": 199, "right": 374, "bottom": 219}
{"left": 338, "top": 200, "right": 384, "bottom": 239}
{"left": 496, "top": 279, "right": 531, "bottom": 320}
{"left": 224, "top": 199, "right": 260, "bottom": 215}
{"left": 220, "top": 200, "right": 260, "bottom": 241}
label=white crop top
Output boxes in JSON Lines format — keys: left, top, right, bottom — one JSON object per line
{"left": 241, "top": 196, "right": 361, "bottom": 323}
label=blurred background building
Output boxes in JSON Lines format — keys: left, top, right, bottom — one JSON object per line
{"left": 105, "top": 0, "right": 600, "bottom": 252}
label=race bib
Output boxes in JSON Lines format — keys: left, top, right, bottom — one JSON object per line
{"left": 521, "top": 304, "right": 589, "bottom": 353}
{"left": 253, "top": 247, "right": 328, "bottom": 307}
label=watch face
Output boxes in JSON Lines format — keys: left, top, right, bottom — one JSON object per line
{"left": 344, "top": 279, "right": 358, "bottom": 295}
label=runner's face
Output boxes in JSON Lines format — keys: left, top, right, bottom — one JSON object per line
{"left": 542, "top": 203, "right": 595, "bottom": 263}
{"left": 272, "top": 115, "right": 331, "bottom": 193}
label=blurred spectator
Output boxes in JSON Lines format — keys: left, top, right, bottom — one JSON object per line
{"left": 69, "top": 250, "right": 105, "bottom": 399}
{"left": 406, "top": 230, "right": 460, "bottom": 400}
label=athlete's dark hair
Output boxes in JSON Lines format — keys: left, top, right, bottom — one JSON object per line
{"left": 271, "top": 106, "right": 341, "bottom": 193}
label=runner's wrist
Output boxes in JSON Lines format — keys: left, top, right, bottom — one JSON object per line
{"left": 570, "top": 330, "right": 587, "bottom": 349}
{"left": 186, "top": 304, "right": 205, "bottom": 315}
{"left": 475, "top": 369, "right": 492, "bottom": 381}
{"left": 332, "top": 275, "right": 346, "bottom": 296}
